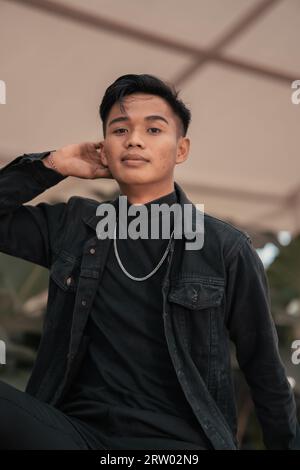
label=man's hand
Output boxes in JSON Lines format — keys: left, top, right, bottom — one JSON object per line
{"left": 42, "top": 142, "right": 113, "bottom": 179}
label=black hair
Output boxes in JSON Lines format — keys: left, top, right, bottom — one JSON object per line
{"left": 99, "top": 73, "right": 191, "bottom": 138}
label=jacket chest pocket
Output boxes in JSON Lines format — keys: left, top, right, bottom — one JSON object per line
{"left": 167, "top": 279, "right": 225, "bottom": 386}
{"left": 44, "top": 251, "right": 81, "bottom": 332}
{"left": 50, "top": 250, "right": 81, "bottom": 293}
{"left": 168, "top": 280, "right": 224, "bottom": 311}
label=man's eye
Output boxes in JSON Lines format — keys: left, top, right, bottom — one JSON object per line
{"left": 113, "top": 128, "right": 127, "bottom": 134}
{"left": 148, "top": 128, "right": 161, "bottom": 134}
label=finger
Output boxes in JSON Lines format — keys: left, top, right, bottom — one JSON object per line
{"left": 93, "top": 168, "right": 112, "bottom": 179}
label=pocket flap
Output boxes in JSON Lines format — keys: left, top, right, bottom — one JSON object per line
{"left": 50, "top": 252, "right": 79, "bottom": 291}
{"left": 168, "top": 281, "right": 224, "bottom": 310}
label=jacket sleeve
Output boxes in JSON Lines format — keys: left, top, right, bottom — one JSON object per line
{"left": 225, "top": 235, "right": 300, "bottom": 449}
{"left": 0, "top": 151, "right": 68, "bottom": 269}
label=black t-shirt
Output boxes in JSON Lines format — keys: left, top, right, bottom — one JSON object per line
{"left": 59, "top": 188, "right": 211, "bottom": 450}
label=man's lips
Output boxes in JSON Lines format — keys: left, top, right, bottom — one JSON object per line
{"left": 121, "top": 154, "right": 149, "bottom": 162}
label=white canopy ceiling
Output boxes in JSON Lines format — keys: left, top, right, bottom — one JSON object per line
{"left": 1, "top": 0, "right": 299, "bottom": 237}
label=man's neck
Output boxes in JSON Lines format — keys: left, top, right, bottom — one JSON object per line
{"left": 118, "top": 181, "right": 175, "bottom": 205}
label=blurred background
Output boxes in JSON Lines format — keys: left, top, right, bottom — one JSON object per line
{"left": 0, "top": 0, "right": 300, "bottom": 449}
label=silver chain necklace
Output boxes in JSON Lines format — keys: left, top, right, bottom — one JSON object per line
{"left": 113, "top": 220, "right": 174, "bottom": 282}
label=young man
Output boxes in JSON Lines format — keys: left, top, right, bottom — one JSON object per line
{"left": 0, "top": 74, "right": 299, "bottom": 450}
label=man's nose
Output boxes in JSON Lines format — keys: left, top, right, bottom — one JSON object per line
{"left": 125, "top": 131, "right": 145, "bottom": 148}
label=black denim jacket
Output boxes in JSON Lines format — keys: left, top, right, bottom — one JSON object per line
{"left": 0, "top": 151, "right": 299, "bottom": 450}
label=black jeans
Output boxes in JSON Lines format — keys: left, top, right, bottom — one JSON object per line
{"left": 0, "top": 380, "right": 207, "bottom": 450}
{"left": 0, "top": 380, "right": 90, "bottom": 450}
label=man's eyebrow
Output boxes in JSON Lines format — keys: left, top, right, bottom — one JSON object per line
{"left": 108, "top": 115, "right": 169, "bottom": 127}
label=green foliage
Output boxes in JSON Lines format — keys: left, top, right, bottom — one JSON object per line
{"left": 267, "top": 235, "right": 300, "bottom": 316}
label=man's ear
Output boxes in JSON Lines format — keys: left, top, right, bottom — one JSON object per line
{"left": 175, "top": 136, "right": 190, "bottom": 165}
{"left": 98, "top": 140, "right": 109, "bottom": 167}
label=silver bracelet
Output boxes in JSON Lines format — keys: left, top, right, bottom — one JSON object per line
{"left": 48, "top": 151, "right": 59, "bottom": 172}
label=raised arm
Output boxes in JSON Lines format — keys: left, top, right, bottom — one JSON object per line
{"left": 0, "top": 142, "right": 112, "bottom": 268}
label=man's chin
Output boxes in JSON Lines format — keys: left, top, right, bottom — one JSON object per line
{"left": 116, "top": 174, "right": 154, "bottom": 186}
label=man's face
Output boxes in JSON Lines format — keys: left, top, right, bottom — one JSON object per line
{"left": 99, "top": 93, "right": 189, "bottom": 187}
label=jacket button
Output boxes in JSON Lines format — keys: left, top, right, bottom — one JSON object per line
{"left": 66, "top": 276, "right": 72, "bottom": 286}
{"left": 191, "top": 288, "right": 198, "bottom": 301}
{"left": 89, "top": 248, "right": 96, "bottom": 254}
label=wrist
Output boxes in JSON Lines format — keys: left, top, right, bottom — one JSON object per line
{"left": 42, "top": 151, "right": 61, "bottom": 174}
